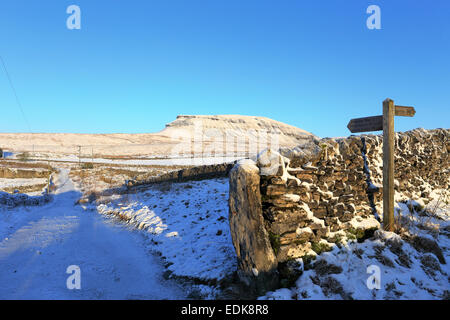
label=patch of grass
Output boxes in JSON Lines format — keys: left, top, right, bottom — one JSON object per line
{"left": 346, "top": 227, "right": 377, "bottom": 243}
{"left": 301, "top": 254, "right": 317, "bottom": 270}
{"left": 388, "top": 241, "right": 412, "bottom": 268}
{"left": 409, "top": 235, "right": 445, "bottom": 264}
{"left": 328, "top": 234, "right": 344, "bottom": 245}
{"left": 268, "top": 232, "right": 281, "bottom": 256}
{"left": 320, "top": 276, "right": 352, "bottom": 300}
{"left": 371, "top": 245, "right": 395, "bottom": 268}
{"left": 293, "top": 239, "right": 307, "bottom": 246}
{"left": 420, "top": 254, "right": 442, "bottom": 278}
{"left": 352, "top": 248, "right": 364, "bottom": 259}
{"left": 81, "top": 162, "right": 94, "bottom": 169}
{"left": 0, "top": 161, "right": 53, "bottom": 170}
{"left": 345, "top": 228, "right": 365, "bottom": 240}
{"left": 346, "top": 233, "right": 357, "bottom": 241}
{"left": 313, "top": 260, "right": 343, "bottom": 277}
{"left": 311, "top": 242, "right": 332, "bottom": 254}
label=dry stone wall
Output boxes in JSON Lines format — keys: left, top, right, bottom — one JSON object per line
{"left": 228, "top": 128, "right": 449, "bottom": 284}
{"left": 260, "top": 135, "right": 379, "bottom": 263}
{"left": 127, "top": 162, "right": 234, "bottom": 187}
{"left": 81, "top": 163, "right": 236, "bottom": 204}
{"left": 364, "top": 128, "right": 449, "bottom": 212}
{"left": 0, "top": 191, "right": 51, "bottom": 208}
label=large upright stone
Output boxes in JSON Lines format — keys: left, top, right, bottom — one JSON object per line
{"left": 228, "top": 159, "right": 279, "bottom": 294}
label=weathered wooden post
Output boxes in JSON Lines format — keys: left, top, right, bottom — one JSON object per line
{"left": 383, "top": 98, "right": 395, "bottom": 231}
{"left": 347, "top": 99, "right": 415, "bottom": 231}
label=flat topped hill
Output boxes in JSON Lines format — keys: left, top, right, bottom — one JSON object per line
{"left": 0, "top": 115, "right": 317, "bottom": 158}
{"left": 164, "top": 114, "right": 312, "bottom": 136}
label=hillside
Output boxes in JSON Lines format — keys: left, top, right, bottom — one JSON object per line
{"left": 0, "top": 115, "right": 317, "bottom": 159}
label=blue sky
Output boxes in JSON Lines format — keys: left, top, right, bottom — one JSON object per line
{"left": 0, "top": 0, "right": 449, "bottom": 137}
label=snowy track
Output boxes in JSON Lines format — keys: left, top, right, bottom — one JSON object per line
{"left": 0, "top": 169, "right": 186, "bottom": 299}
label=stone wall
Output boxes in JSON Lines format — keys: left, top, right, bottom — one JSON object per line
{"left": 127, "top": 162, "right": 235, "bottom": 187}
{"left": 364, "top": 128, "right": 449, "bottom": 211}
{"left": 0, "top": 167, "right": 51, "bottom": 179}
{"left": 0, "top": 191, "right": 51, "bottom": 208}
{"left": 81, "top": 162, "right": 236, "bottom": 204}
{"left": 259, "top": 135, "right": 380, "bottom": 264}
{"left": 228, "top": 128, "right": 449, "bottom": 287}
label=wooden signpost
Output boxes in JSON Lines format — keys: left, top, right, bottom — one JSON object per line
{"left": 347, "top": 98, "right": 416, "bottom": 231}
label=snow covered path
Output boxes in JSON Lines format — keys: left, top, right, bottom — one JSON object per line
{"left": 0, "top": 169, "right": 187, "bottom": 299}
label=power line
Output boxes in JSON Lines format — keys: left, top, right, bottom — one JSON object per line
{"left": 0, "top": 55, "right": 32, "bottom": 132}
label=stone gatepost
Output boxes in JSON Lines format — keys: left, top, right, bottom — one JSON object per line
{"left": 228, "top": 159, "right": 279, "bottom": 295}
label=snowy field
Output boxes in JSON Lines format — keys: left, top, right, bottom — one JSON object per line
{"left": 0, "top": 178, "right": 47, "bottom": 189}
{"left": 0, "top": 158, "right": 448, "bottom": 300}
{"left": 93, "top": 178, "right": 236, "bottom": 283}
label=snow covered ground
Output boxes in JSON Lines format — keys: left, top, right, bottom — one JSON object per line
{"left": 1, "top": 161, "right": 447, "bottom": 300}
{"left": 0, "top": 178, "right": 47, "bottom": 189}
{"left": 0, "top": 169, "right": 189, "bottom": 299}
{"left": 93, "top": 178, "right": 237, "bottom": 283}
{"left": 260, "top": 192, "right": 450, "bottom": 300}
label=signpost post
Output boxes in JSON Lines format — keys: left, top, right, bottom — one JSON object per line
{"left": 383, "top": 99, "right": 395, "bottom": 231}
{"left": 347, "top": 98, "right": 416, "bottom": 231}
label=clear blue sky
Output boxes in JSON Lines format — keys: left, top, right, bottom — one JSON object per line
{"left": 1, "top": 0, "right": 449, "bottom": 137}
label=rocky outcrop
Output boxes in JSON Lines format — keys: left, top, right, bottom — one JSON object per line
{"left": 228, "top": 159, "right": 279, "bottom": 295}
